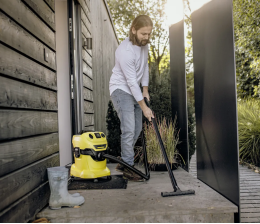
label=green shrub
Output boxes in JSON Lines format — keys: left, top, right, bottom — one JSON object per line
{"left": 238, "top": 99, "right": 260, "bottom": 166}
{"left": 106, "top": 100, "right": 121, "bottom": 158}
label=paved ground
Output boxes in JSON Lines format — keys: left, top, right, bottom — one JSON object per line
{"left": 189, "top": 152, "right": 260, "bottom": 223}
{"left": 38, "top": 163, "right": 237, "bottom": 222}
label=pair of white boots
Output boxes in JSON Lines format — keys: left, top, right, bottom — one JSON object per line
{"left": 47, "top": 166, "right": 85, "bottom": 209}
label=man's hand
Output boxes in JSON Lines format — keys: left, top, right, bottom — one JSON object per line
{"left": 143, "top": 86, "right": 150, "bottom": 101}
{"left": 138, "top": 98, "right": 154, "bottom": 122}
{"left": 143, "top": 107, "right": 154, "bottom": 122}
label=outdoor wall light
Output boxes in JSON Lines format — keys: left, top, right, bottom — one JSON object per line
{"left": 83, "top": 38, "right": 92, "bottom": 50}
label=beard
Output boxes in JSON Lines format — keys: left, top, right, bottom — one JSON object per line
{"left": 135, "top": 35, "right": 149, "bottom": 46}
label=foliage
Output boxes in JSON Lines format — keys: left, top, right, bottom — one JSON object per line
{"left": 183, "top": 0, "right": 194, "bottom": 96}
{"left": 238, "top": 99, "right": 260, "bottom": 166}
{"left": 107, "top": 0, "right": 169, "bottom": 77}
{"left": 183, "top": 0, "right": 196, "bottom": 161}
{"left": 143, "top": 116, "right": 180, "bottom": 168}
{"left": 148, "top": 63, "right": 172, "bottom": 124}
{"left": 187, "top": 99, "right": 196, "bottom": 161}
{"left": 233, "top": 0, "right": 260, "bottom": 98}
{"left": 106, "top": 100, "right": 121, "bottom": 158}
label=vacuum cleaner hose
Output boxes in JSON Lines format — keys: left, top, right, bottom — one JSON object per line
{"left": 102, "top": 154, "right": 150, "bottom": 180}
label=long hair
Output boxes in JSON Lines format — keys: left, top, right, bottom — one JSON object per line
{"left": 129, "top": 15, "right": 153, "bottom": 45}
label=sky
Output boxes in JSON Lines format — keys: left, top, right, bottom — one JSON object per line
{"left": 165, "top": 0, "right": 213, "bottom": 26}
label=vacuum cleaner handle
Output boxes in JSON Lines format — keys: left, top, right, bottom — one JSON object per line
{"left": 144, "top": 97, "right": 151, "bottom": 108}
{"left": 144, "top": 97, "right": 179, "bottom": 191}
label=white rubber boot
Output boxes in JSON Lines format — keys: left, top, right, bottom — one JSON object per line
{"left": 72, "top": 193, "right": 81, "bottom": 197}
{"left": 47, "top": 166, "right": 85, "bottom": 209}
{"left": 58, "top": 166, "right": 81, "bottom": 197}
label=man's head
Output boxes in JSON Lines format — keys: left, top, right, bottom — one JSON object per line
{"left": 129, "top": 15, "right": 153, "bottom": 46}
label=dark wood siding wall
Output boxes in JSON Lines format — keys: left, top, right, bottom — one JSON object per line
{"left": 0, "top": 0, "right": 59, "bottom": 222}
{"left": 91, "top": 0, "right": 119, "bottom": 134}
{"left": 78, "top": 0, "right": 95, "bottom": 131}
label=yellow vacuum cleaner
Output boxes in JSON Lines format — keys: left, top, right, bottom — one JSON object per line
{"left": 70, "top": 131, "right": 150, "bottom": 181}
{"left": 71, "top": 132, "right": 111, "bottom": 180}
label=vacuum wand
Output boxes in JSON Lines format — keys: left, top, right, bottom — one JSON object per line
{"left": 144, "top": 97, "right": 195, "bottom": 197}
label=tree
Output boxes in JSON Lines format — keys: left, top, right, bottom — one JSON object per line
{"left": 233, "top": 0, "right": 260, "bottom": 98}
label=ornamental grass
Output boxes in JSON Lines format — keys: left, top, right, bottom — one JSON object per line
{"left": 238, "top": 99, "right": 260, "bottom": 166}
{"left": 141, "top": 116, "right": 181, "bottom": 169}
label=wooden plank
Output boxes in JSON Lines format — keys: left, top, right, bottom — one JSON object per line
{"left": 44, "top": 0, "right": 55, "bottom": 11}
{"left": 0, "top": 133, "right": 59, "bottom": 177}
{"left": 81, "top": 21, "right": 91, "bottom": 38}
{"left": 241, "top": 217, "right": 260, "bottom": 222}
{"left": 241, "top": 204, "right": 257, "bottom": 208}
{"left": 0, "top": 181, "right": 50, "bottom": 223}
{"left": 85, "top": 0, "right": 90, "bottom": 12}
{"left": 241, "top": 180, "right": 260, "bottom": 183}
{"left": 241, "top": 200, "right": 260, "bottom": 204}
{"left": 0, "top": 44, "right": 57, "bottom": 90}
{"left": 240, "top": 178, "right": 260, "bottom": 180}
{"left": 241, "top": 196, "right": 260, "bottom": 200}
{"left": 84, "top": 113, "right": 94, "bottom": 126}
{"left": 241, "top": 213, "right": 260, "bottom": 218}
{"left": 83, "top": 88, "right": 93, "bottom": 101}
{"left": 241, "top": 193, "right": 260, "bottom": 197}
{"left": 0, "top": 11, "right": 56, "bottom": 71}
{"left": 82, "top": 48, "right": 92, "bottom": 68}
{"left": 0, "top": 76, "right": 57, "bottom": 110}
{"left": 0, "top": 153, "right": 59, "bottom": 211}
{"left": 84, "top": 101, "right": 94, "bottom": 113}
{"left": 83, "top": 60, "right": 93, "bottom": 78}
{"left": 83, "top": 74, "right": 93, "bottom": 90}
{"left": 0, "top": 110, "right": 58, "bottom": 141}
{"left": 0, "top": 0, "right": 55, "bottom": 50}
{"left": 81, "top": 8, "right": 91, "bottom": 33}
{"left": 83, "top": 125, "right": 95, "bottom": 131}
{"left": 78, "top": 0, "right": 91, "bottom": 22}
{"left": 242, "top": 208, "right": 260, "bottom": 213}
{"left": 23, "top": 0, "right": 55, "bottom": 31}
{"left": 241, "top": 190, "right": 260, "bottom": 194}
{"left": 241, "top": 185, "right": 260, "bottom": 188}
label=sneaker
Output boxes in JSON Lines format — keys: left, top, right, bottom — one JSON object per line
{"left": 115, "top": 157, "right": 124, "bottom": 173}
{"left": 123, "top": 166, "right": 144, "bottom": 182}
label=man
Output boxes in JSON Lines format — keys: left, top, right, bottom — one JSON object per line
{"left": 109, "top": 15, "right": 154, "bottom": 181}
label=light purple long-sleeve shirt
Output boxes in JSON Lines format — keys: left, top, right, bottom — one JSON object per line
{"left": 109, "top": 37, "right": 149, "bottom": 102}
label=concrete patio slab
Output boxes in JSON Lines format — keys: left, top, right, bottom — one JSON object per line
{"left": 37, "top": 164, "right": 238, "bottom": 222}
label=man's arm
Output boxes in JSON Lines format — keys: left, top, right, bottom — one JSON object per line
{"left": 119, "top": 51, "right": 144, "bottom": 102}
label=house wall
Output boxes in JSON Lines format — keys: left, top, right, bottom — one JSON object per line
{"left": 91, "top": 0, "right": 119, "bottom": 134}
{"left": 0, "top": 0, "right": 59, "bottom": 222}
{"left": 0, "top": 0, "right": 118, "bottom": 221}
{"left": 78, "top": 0, "right": 95, "bottom": 132}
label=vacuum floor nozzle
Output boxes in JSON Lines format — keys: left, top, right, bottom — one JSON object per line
{"left": 161, "top": 189, "right": 195, "bottom": 197}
